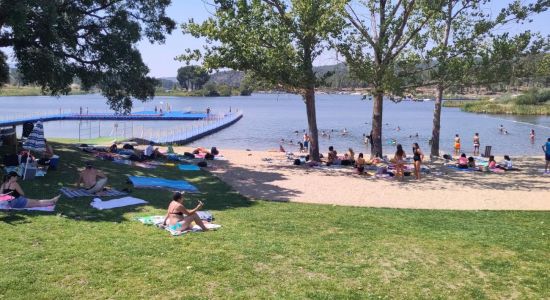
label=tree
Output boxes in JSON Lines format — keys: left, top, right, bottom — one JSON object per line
{"left": 181, "top": 0, "right": 346, "bottom": 161}
{"left": 177, "top": 65, "right": 210, "bottom": 91}
{"left": 424, "top": 0, "right": 550, "bottom": 157}
{"left": 0, "top": 0, "right": 175, "bottom": 112}
{"left": 338, "top": 0, "right": 443, "bottom": 156}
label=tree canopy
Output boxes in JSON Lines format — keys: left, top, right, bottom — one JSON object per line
{"left": 0, "top": 0, "right": 175, "bottom": 112}
{"left": 181, "top": 0, "right": 347, "bottom": 161}
{"left": 177, "top": 65, "right": 210, "bottom": 91}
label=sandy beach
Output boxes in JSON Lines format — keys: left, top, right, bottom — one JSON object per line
{"left": 161, "top": 146, "right": 550, "bottom": 211}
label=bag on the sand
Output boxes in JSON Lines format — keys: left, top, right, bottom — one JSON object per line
{"left": 123, "top": 144, "right": 134, "bottom": 150}
{"left": 205, "top": 153, "right": 214, "bottom": 160}
{"left": 211, "top": 147, "right": 219, "bottom": 156}
{"left": 293, "top": 159, "right": 301, "bottom": 165}
{"left": 197, "top": 161, "right": 207, "bottom": 168}
{"left": 184, "top": 152, "right": 195, "bottom": 159}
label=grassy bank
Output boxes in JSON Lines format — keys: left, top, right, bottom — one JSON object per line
{"left": 443, "top": 89, "right": 550, "bottom": 115}
{"left": 0, "top": 85, "right": 90, "bottom": 97}
{"left": 0, "top": 142, "right": 549, "bottom": 299}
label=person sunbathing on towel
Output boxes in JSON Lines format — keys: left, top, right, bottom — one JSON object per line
{"left": 163, "top": 192, "right": 209, "bottom": 233}
{"left": 76, "top": 162, "right": 108, "bottom": 194}
{"left": 1, "top": 171, "right": 60, "bottom": 209}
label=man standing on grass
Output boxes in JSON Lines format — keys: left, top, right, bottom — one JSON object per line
{"left": 76, "top": 162, "right": 108, "bottom": 194}
{"left": 543, "top": 138, "right": 550, "bottom": 173}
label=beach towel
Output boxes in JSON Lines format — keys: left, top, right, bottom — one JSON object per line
{"left": 165, "top": 223, "right": 221, "bottom": 236}
{"left": 178, "top": 164, "right": 200, "bottom": 171}
{"left": 136, "top": 211, "right": 213, "bottom": 225}
{"left": 91, "top": 197, "right": 148, "bottom": 210}
{"left": 446, "top": 165, "right": 475, "bottom": 172}
{"left": 134, "top": 162, "right": 157, "bottom": 169}
{"left": 127, "top": 176, "right": 199, "bottom": 192}
{"left": 60, "top": 187, "right": 127, "bottom": 198}
{"left": 0, "top": 202, "right": 55, "bottom": 212}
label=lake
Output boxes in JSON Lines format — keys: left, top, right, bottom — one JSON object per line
{"left": 1, "top": 93, "right": 549, "bottom": 156}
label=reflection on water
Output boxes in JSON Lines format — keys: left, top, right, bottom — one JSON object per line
{"left": 0, "top": 94, "right": 549, "bottom": 155}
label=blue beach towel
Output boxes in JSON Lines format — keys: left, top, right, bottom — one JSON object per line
{"left": 446, "top": 165, "right": 475, "bottom": 172}
{"left": 128, "top": 176, "right": 199, "bottom": 192}
{"left": 178, "top": 164, "right": 200, "bottom": 171}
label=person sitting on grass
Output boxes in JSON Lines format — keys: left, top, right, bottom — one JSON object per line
{"left": 144, "top": 141, "right": 164, "bottom": 159}
{"left": 76, "top": 162, "right": 108, "bottom": 194}
{"left": 457, "top": 153, "right": 468, "bottom": 169}
{"left": 163, "top": 192, "right": 209, "bottom": 233}
{"left": 37, "top": 139, "right": 55, "bottom": 168}
{"left": 1, "top": 171, "right": 59, "bottom": 209}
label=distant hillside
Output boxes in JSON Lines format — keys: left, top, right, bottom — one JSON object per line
{"left": 160, "top": 64, "right": 367, "bottom": 89}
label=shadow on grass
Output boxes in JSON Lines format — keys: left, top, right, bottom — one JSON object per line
{"left": 1, "top": 142, "right": 256, "bottom": 224}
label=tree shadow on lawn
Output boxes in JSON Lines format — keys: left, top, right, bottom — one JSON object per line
{"left": 1, "top": 143, "right": 257, "bottom": 224}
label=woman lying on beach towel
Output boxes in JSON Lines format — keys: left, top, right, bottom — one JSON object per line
{"left": 163, "top": 192, "right": 209, "bottom": 234}
{"left": 0, "top": 172, "right": 59, "bottom": 209}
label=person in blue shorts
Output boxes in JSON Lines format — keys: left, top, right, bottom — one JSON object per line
{"left": 543, "top": 138, "right": 550, "bottom": 173}
{"left": 1, "top": 172, "right": 59, "bottom": 209}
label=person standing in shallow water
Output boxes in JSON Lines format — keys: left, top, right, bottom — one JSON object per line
{"left": 454, "top": 134, "right": 461, "bottom": 156}
{"left": 473, "top": 133, "right": 480, "bottom": 156}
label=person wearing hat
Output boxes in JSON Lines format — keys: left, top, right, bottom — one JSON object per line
{"left": 144, "top": 141, "right": 164, "bottom": 159}
{"left": 76, "top": 162, "right": 108, "bottom": 194}
{"left": 0, "top": 172, "right": 60, "bottom": 208}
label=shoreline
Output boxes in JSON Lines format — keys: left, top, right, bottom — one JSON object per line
{"left": 160, "top": 146, "right": 550, "bottom": 211}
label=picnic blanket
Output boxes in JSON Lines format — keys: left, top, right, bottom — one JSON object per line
{"left": 60, "top": 187, "right": 127, "bottom": 198}
{"left": 127, "top": 176, "right": 198, "bottom": 192}
{"left": 178, "top": 164, "right": 200, "bottom": 171}
{"left": 91, "top": 196, "right": 148, "bottom": 210}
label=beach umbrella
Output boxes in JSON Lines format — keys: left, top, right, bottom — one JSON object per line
{"left": 22, "top": 121, "right": 46, "bottom": 179}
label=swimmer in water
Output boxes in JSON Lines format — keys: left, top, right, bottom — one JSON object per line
{"left": 529, "top": 129, "right": 535, "bottom": 142}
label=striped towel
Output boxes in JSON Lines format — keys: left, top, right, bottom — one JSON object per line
{"left": 60, "top": 187, "right": 127, "bottom": 198}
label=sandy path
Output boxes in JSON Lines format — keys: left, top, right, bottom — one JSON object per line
{"left": 164, "top": 146, "right": 550, "bottom": 210}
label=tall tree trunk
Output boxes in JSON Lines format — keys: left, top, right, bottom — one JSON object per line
{"left": 304, "top": 87, "right": 320, "bottom": 161}
{"left": 430, "top": 85, "right": 444, "bottom": 157}
{"left": 371, "top": 91, "right": 383, "bottom": 157}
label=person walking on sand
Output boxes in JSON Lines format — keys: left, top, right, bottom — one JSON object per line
{"left": 473, "top": 133, "right": 480, "bottom": 156}
{"left": 543, "top": 138, "right": 550, "bottom": 173}
{"left": 76, "top": 162, "right": 108, "bottom": 194}
{"left": 1, "top": 172, "right": 60, "bottom": 209}
{"left": 412, "top": 143, "right": 424, "bottom": 180}
{"left": 303, "top": 133, "right": 310, "bottom": 151}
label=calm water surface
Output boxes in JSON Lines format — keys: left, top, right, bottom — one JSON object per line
{"left": 1, "top": 94, "right": 549, "bottom": 156}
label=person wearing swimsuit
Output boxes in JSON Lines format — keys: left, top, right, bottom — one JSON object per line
{"left": 394, "top": 144, "right": 406, "bottom": 180}
{"left": 0, "top": 172, "right": 60, "bottom": 209}
{"left": 163, "top": 192, "right": 208, "bottom": 233}
{"left": 473, "top": 133, "right": 480, "bottom": 156}
{"left": 454, "top": 134, "right": 461, "bottom": 156}
{"left": 412, "top": 143, "right": 424, "bottom": 180}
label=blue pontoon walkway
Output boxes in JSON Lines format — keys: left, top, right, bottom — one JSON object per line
{"left": 0, "top": 111, "right": 209, "bottom": 127}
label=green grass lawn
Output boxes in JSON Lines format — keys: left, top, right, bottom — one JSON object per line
{"left": 1, "top": 142, "right": 549, "bottom": 299}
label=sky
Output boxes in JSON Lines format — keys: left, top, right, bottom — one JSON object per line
{"left": 5, "top": 0, "right": 550, "bottom": 78}
{"left": 139, "top": 0, "right": 550, "bottom": 77}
